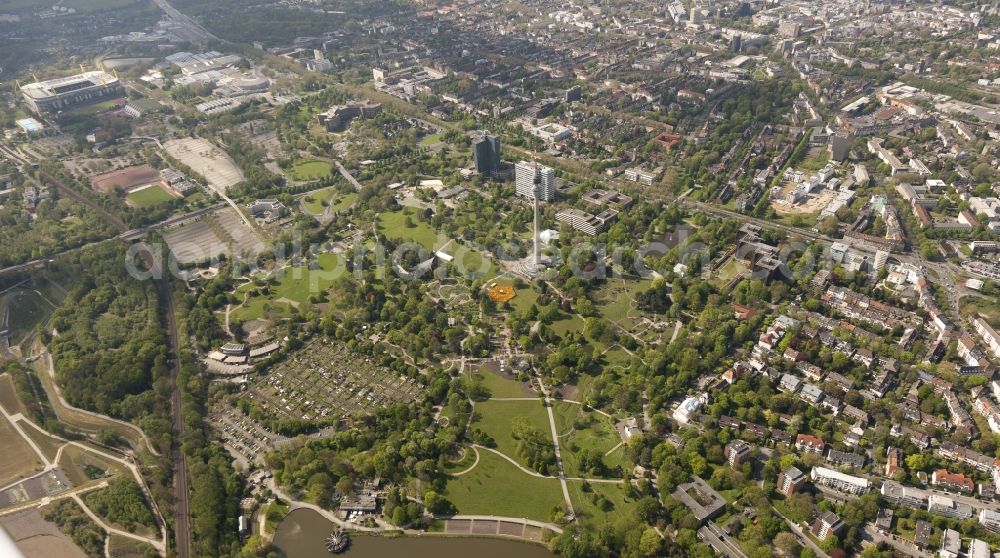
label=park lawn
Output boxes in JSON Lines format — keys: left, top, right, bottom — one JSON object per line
{"left": 231, "top": 254, "right": 346, "bottom": 322}
{"left": 550, "top": 314, "right": 585, "bottom": 339}
{"left": 445, "top": 449, "right": 565, "bottom": 522}
{"left": 602, "top": 346, "right": 632, "bottom": 367}
{"left": 378, "top": 208, "right": 441, "bottom": 250}
{"left": 56, "top": 443, "right": 128, "bottom": 487}
{"left": 19, "top": 419, "right": 64, "bottom": 463}
{"left": 330, "top": 192, "right": 357, "bottom": 213}
{"left": 468, "top": 366, "right": 532, "bottom": 399}
{"left": 0, "top": 373, "right": 29, "bottom": 416}
{"left": 443, "top": 244, "right": 495, "bottom": 279}
{"left": 442, "top": 446, "right": 477, "bottom": 474}
{"left": 471, "top": 399, "right": 550, "bottom": 468}
{"left": 0, "top": 416, "right": 44, "bottom": 487}
{"left": 508, "top": 286, "right": 541, "bottom": 314}
{"left": 287, "top": 160, "right": 332, "bottom": 181}
{"left": 7, "top": 290, "right": 51, "bottom": 343}
{"left": 419, "top": 132, "right": 443, "bottom": 146}
{"left": 126, "top": 184, "right": 175, "bottom": 208}
{"left": 303, "top": 188, "right": 337, "bottom": 213}
{"left": 551, "top": 402, "right": 623, "bottom": 478}
{"left": 594, "top": 279, "right": 653, "bottom": 325}
{"left": 568, "top": 480, "right": 635, "bottom": 525}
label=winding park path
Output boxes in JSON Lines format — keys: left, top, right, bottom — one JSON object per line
{"left": 34, "top": 349, "right": 161, "bottom": 457}
{"left": 470, "top": 445, "right": 622, "bottom": 484}
{"left": 0, "top": 399, "right": 167, "bottom": 554}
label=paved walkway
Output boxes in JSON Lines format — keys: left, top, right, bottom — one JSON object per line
{"left": 0, "top": 399, "right": 167, "bottom": 554}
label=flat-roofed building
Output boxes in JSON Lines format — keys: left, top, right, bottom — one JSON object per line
{"left": 980, "top": 509, "right": 1000, "bottom": 533}
{"left": 881, "top": 480, "right": 927, "bottom": 509}
{"left": 939, "top": 528, "right": 961, "bottom": 558}
{"left": 515, "top": 161, "right": 556, "bottom": 201}
{"left": 810, "top": 466, "right": 870, "bottom": 494}
{"left": 556, "top": 207, "right": 618, "bottom": 236}
{"left": 927, "top": 495, "right": 973, "bottom": 520}
{"left": 21, "top": 71, "right": 123, "bottom": 114}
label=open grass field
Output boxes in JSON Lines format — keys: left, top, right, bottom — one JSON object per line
{"left": 445, "top": 450, "right": 564, "bottom": 522}
{"left": 125, "top": 184, "right": 175, "bottom": 208}
{"left": 962, "top": 296, "right": 1000, "bottom": 328}
{"left": 287, "top": 160, "right": 332, "bottom": 181}
{"left": 593, "top": 279, "right": 653, "bottom": 326}
{"left": 231, "top": 253, "right": 346, "bottom": 323}
{"left": 552, "top": 403, "right": 625, "bottom": 478}
{"left": 419, "top": 132, "right": 443, "bottom": 147}
{"left": 0, "top": 373, "right": 28, "bottom": 416}
{"left": 442, "top": 447, "right": 477, "bottom": 474}
{"left": 568, "top": 479, "right": 636, "bottom": 525}
{"left": 19, "top": 420, "right": 64, "bottom": 464}
{"left": 56, "top": 444, "right": 126, "bottom": 487}
{"left": 303, "top": 189, "right": 356, "bottom": 214}
{"left": 0, "top": 416, "right": 44, "bottom": 487}
{"left": 471, "top": 400, "right": 550, "bottom": 467}
{"left": 467, "top": 364, "right": 533, "bottom": 399}
{"left": 550, "top": 314, "right": 585, "bottom": 339}
{"left": 378, "top": 208, "right": 441, "bottom": 251}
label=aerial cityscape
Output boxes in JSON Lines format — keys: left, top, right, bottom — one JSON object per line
{"left": 1, "top": 1, "right": 1000, "bottom": 557}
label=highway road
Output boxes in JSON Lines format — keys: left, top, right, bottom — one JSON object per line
{"left": 152, "top": 0, "right": 220, "bottom": 44}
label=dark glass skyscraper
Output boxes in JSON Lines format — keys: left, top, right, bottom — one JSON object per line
{"left": 473, "top": 133, "right": 501, "bottom": 177}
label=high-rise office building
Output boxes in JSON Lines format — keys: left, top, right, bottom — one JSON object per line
{"left": 515, "top": 161, "right": 555, "bottom": 201}
{"left": 473, "top": 133, "right": 501, "bottom": 177}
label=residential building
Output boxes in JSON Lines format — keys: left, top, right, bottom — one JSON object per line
{"left": 927, "top": 495, "right": 974, "bottom": 520}
{"left": 932, "top": 469, "right": 975, "bottom": 493}
{"left": 973, "top": 317, "right": 1000, "bottom": 359}
{"left": 979, "top": 509, "right": 1000, "bottom": 534}
{"left": 812, "top": 511, "right": 845, "bottom": 540}
{"left": 795, "top": 434, "right": 824, "bottom": 454}
{"left": 969, "top": 539, "right": 990, "bottom": 558}
{"left": 939, "top": 529, "right": 961, "bottom": 558}
{"left": 810, "top": 466, "right": 870, "bottom": 494}
{"left": 826, "top": 449, "right": 865, "bottom": 469}
{"left": 725, "top": 440, "right": 752, "bottom": 469}
{"left": 777, "top": 466, "right": 807, "bottom": 496}
{"left": 881, "top": 480, "right": 927, "bottom": 509}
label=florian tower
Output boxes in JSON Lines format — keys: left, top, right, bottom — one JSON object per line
{"left": 533, "top": 162, "right": 542, "bottom": 269}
